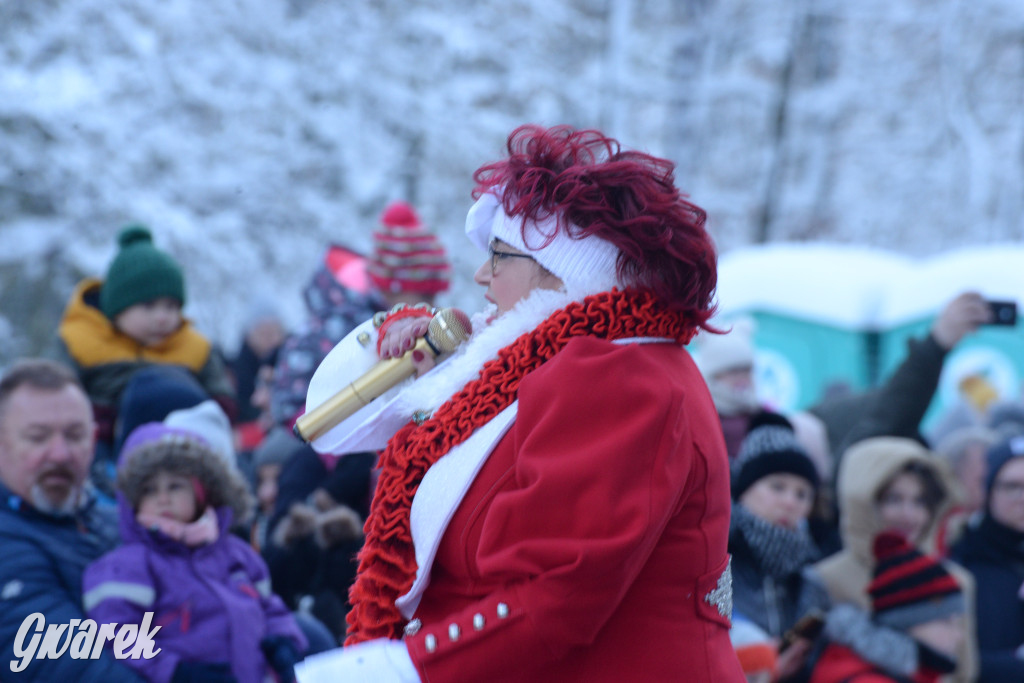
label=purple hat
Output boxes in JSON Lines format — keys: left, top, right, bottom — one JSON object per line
{"left": 116, "top": 422, "right": 253, "bottom": 522}
{"left": 119, "top": 422, "right": 211, "bottom": 468}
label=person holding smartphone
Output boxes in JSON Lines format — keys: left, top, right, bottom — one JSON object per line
{"left": 729, "top": 415, "right": 831, "bottom": 682}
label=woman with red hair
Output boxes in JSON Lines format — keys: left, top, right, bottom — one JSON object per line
{"left": 296, "top": 125, "right": 743, "bottom": 682}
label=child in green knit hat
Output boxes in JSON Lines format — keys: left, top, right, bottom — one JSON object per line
{"left": 56, "top": 225, "right": 236, "bottom": 489}
{"left": 99, "top": 224, "right": 187, "bottom": 335}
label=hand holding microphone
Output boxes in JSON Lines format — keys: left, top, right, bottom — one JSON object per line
{"left": 294, "top": 308, "right": 472, "bottom": 444}
{"left": 380, "top": 316, "right": 433, "bottom": 361}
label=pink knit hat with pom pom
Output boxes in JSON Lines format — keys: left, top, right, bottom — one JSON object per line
{"left": 367, "top": 201, "right": 451, "bottom": 295}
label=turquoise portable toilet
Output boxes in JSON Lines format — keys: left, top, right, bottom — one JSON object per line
{"left": 699, "top": 243, "right": 913, "bottom": 413}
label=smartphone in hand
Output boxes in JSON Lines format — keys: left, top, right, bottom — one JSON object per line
{"left": 986, "top": 300, "right": 1018, "bottom": 327}
{"left": 777, "top": 610, "right": 826, "bottom": 654}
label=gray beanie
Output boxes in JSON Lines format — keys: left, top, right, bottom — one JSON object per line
{"left": 253, "top": 426, "right": 301, "bottom": 469}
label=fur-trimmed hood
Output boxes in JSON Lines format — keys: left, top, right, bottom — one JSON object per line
{"left": 809, "top": 437, "right": 980, "bottom": 683}
{"left": 116, "top": 424, "right": 253, "bottom": 542}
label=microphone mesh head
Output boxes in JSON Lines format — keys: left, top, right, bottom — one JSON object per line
{"left": 428, "top": 308, "right": 473, "bottom": 353}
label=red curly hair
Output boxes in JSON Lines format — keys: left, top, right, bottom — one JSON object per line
{"left": 472, "top": 124, "right": 718, "bottom": 328}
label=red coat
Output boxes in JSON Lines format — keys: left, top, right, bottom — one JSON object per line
{"left": 811, "top": 644, "right": 943, "bottom": 683}
{"left": 402, "top": 336, "right": 744, "bottom": 682}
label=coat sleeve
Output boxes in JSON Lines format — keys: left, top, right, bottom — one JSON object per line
{"left": 232, "top": 537, "right": 308, "bottom": 653}
{"left": 822, "top": 334, "right": 946, "bottom": 458}
{"left": 0, "top": 534, "right": 144, "bottom": 683}
{"left": 405, "top": 338, "right": 708, "bottom": 681}
{"left": 82, "top": 544, "right": 178, "bottom": 683}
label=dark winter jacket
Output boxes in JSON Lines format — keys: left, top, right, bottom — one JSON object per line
{"left": 949, "top": 513, "right": 1024, "bottom": 683}
{"left": 262, "top": 446, "right": 374, "bottom": 639}
{"left": 729, "top": 508, "right": 831, "bottom": 639}
{"left": 0, "top": 481, "right": 143, "bottom": 682}
{"left": 230, "top": 338, "right": 279, "bottom": 424}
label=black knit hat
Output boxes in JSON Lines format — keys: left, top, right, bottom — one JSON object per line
{"left": 868, "top": 530, "right": 963, "bottom": 631}
{"left": 732, "top": 418, "right": 820, "bottom": 500}
{"left": 100, "top": 225, "right": 185, "bottom": 319}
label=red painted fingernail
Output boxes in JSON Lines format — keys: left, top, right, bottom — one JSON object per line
{"left": 412, "top": 350, "right": 425, "bottom": 362}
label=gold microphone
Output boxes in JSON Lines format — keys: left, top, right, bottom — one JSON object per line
{"left": 293, "top": 308, "right": 473, "bottom": 444}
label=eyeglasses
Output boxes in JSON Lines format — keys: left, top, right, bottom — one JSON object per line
{"left": 992, "top": 480, "right": 1024, "bottom": 499}
{"left": 488, "top": 240, "right": 535, "bottom": 275}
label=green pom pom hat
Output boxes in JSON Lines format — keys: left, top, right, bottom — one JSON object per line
{"left": 100, "top": 225, "right": 186, "bottom": 320}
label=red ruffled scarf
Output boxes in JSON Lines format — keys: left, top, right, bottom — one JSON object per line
{"left": 345, "top": 288, "right": 701, "bottom": 644}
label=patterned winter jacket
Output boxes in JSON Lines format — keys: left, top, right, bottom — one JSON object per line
{"left": 271, "top": 255, "right": 384, "bottom": 426}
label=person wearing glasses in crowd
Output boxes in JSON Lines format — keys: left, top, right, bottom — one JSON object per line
{"left": 950, "top": 436, "right": 1024, "bottom": 682}
{"left": 293, "top": 124, "right": 744, "bottom": 682}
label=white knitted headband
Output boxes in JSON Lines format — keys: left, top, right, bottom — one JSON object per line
{"left": 464, "top": 191, "right": 620, "bottom": 299}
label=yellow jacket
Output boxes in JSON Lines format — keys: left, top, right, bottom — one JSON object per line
{"left": 57, "top": 278, "right": 233, "bottom": 424}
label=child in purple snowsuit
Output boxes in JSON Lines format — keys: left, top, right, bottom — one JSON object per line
{"left": 83, "top": 423, "right": 307, "bottom": 683}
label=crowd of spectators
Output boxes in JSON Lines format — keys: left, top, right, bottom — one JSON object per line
{"left": 0, "top": 202, "right": 1021, "bottom": 683}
